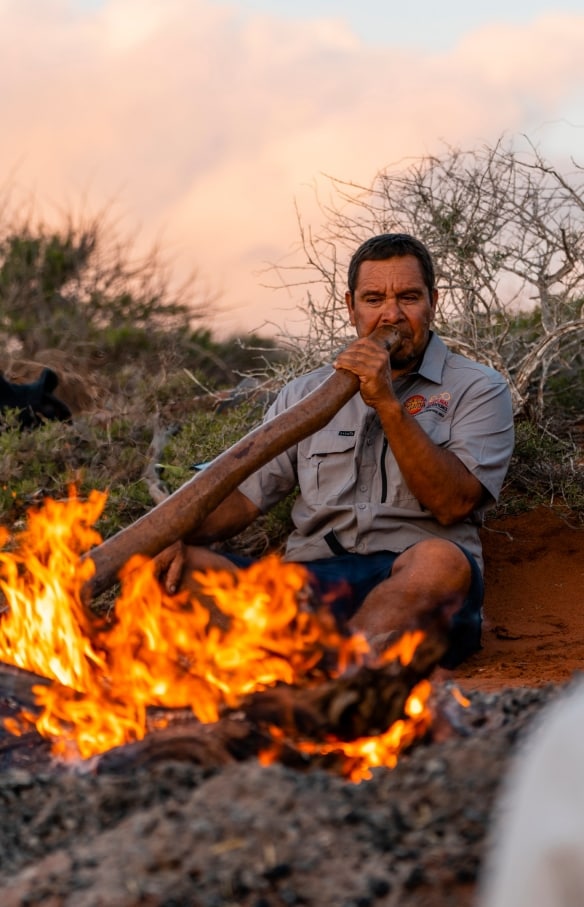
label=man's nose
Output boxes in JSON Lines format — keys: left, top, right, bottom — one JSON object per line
{"left": 379, "top": 298, "right": 404, "bottom": 322}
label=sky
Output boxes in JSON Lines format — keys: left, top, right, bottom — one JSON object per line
{"left": 1, "top": 0, "right": 583, "bottom": 338}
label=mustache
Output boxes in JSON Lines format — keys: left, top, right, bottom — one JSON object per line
{"left": 387, "top": 331, "right": 410, "bottom": 350}
{"left": 388, "top": 335, "right": 419, "bottom": 367}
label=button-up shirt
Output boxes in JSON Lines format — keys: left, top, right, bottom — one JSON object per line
{"left": 238, "top": 333, "right": 514, "bottom": 573}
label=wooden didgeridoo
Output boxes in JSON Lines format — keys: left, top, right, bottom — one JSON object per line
{"left": 86, "top": 325, "right": 401, "bottom": 599}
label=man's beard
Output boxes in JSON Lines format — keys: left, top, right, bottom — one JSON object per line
{"left": 390, "top": 346, "right": 422, "bottom": 371}
{"left": 390, "top": 333, "right": 429, "bottom": 372}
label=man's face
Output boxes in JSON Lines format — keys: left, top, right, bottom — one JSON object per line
{"left": 345, "top": 254, "right": 438, "bottom": 373}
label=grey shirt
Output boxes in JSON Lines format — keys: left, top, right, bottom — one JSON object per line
{"left": 239, "top": 333, "right": 514, "bottom": 573}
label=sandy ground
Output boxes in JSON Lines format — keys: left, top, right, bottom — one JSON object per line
{"left": 453, "top": 505, "right": 584, "bottom": 693}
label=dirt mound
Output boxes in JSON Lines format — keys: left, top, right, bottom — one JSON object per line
{"left": 454, "top": 506, "right": 584, "bottom": 692}
{"left": 0, "top": 686, "right": 564, "bottom": 907}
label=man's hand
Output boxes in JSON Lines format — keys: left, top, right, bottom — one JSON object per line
{"left": 335, "top": 335, "right": 484, "bottom": 525}
{"left": 153, "top": 540, "right": 186, "bottom": 595}
{"left": 333, "top": 336, "right": 395, "bottom": 409}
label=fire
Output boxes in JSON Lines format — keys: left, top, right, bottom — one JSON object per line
{"left": 303, "top": 679, "right": 434, "bottom": 783}
{"left": 0, "top": 491, "right": 434, "bottom": 774}
{"left": 450, "top": 685, "right": 471, "bottom": 708}
{"left": 259, "top": 678, "right": 433, "bottom": 782}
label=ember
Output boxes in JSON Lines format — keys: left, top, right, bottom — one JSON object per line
{"left": 0, "top": 492, "right": 437, "bottom": 777}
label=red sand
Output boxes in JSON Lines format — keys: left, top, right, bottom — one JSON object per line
{"left": 451, "top": 506, "right": 584, "bottom": 693}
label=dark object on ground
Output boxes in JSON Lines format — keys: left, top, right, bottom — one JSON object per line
{"left": 0, "top": 368, "right": 72, "bottom": 429}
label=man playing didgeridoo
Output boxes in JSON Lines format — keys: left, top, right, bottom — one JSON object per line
{"left": 157, "top": 233, "right": 515, "bottom": 667}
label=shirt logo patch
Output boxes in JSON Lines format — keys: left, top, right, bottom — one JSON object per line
{"left": 338, "top": 430, "right": 355, "bottom": 436}
{"left": 404, "top": 394, "right": 426, "bottom": 415}
{"left": 425, "top": 392, "right": 451, "bottom": 415}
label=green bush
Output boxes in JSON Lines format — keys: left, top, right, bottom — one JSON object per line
{"left": 492, "top": 420, "right": 584, "bottom": 520}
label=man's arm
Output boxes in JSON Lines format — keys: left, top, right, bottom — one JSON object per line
{"left": 155, "top": 489, "right": 261, "bottom": 593}
{"left": 375, "top": 400, "right": 484, "bottom": 524}
{"left": 334, "top": 337, "right": 484, "bottom": 525}
{"left": 182, "top": 488, "right": 262, "bottom": 544}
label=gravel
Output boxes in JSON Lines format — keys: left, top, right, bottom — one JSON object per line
{"left": 0, "top": 683, "right": 565, "bottom": 906}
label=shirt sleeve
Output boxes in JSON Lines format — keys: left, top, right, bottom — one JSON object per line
{"left": 447, "top": 367, "right": 515, "bottom": 505}
{"left": 237, "top": 386, "right": 300, "bottom": 512}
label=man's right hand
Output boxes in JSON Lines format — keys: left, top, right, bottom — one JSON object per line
{"left": 153, "top": 540, "right": 186, "bottom": 595}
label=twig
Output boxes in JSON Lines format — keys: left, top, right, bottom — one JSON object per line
{"left": 142, "top": 420, "right": 178, "bottom": 505}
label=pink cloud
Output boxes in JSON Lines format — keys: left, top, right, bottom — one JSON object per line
{"left": 0, "top": 1, "right": 582, "bottom": 335}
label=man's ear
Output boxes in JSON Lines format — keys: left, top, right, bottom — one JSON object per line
{"left": 430, "top": 288, "right": 438, "bottom": 321}
{"left": 345, "top": 290, "right": 356, "bottom": 326}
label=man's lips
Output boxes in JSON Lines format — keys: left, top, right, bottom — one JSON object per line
{"left": 387, "top": 331, "right": 410, "bottom": 350}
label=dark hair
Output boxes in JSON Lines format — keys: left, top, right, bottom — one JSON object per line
{"left": 347, "top": 233, "right": 435, "bottom": 297}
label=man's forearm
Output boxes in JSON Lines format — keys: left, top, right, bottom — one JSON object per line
{"left": 378, "top": 399, "right": 484, "bottom": 524}
{"left": 182, "top": 489, "right": 261, "bottom": 545}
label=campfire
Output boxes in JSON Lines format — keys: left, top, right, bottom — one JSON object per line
{"left": 0, "top": 491, "right": 448, "bottom": 782}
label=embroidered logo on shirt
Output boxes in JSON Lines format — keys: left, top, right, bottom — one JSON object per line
{"left": 403, "top": 392, "right": 451, "bottom": 417}
{"left": 338, "top": 430, "right": 355, "bottom": 436}
{"left": 425, "top": 392, "right": 451, "bottom": 416}
{"left": 404, "top": 394, "right": 426, "bottom": 415}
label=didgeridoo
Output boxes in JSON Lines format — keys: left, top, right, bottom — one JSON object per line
{"left": 86, "top": 325, "right": 401, "bottom": 598}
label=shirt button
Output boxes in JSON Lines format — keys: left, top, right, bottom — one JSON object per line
{"left": 358, "top": 503, "right": 366, "bottom": 510}
{"left": 360, "top": 485, "right": 367, "bottom": 492}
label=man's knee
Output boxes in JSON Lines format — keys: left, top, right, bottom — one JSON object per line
{"left": 396, "top": 540, "right": 482, "bottom": 668}
{"left": 183, "top": 545, "right": 237, "bottom": 574}
{"left": 393, "top": 539, "right": 472, "bottom": 597}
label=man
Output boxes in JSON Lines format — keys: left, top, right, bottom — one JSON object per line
{"left": 160, "top": 233, "right": 514, "bottom": 667}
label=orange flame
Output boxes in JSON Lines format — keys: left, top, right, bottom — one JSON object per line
{"left": 0, "top": 492, "right": 434, "bottom": 772}
{"left": 258, "top": 679, "right": 433, "bottom": 783}
{"left": 303, "top": 679, "right": 433, "bottom": 783}
{"left": 450, "top": 686, "right": 471, "bottom": 708}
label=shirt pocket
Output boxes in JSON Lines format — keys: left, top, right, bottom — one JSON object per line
{"left": 298, "top": 430, "right": 357, "bottom": 504}
{"left": 386, "top": 413, "right": 452, "bottom": 508}
{"left": 413, "top": 412, "right": 452, "bottom": 446}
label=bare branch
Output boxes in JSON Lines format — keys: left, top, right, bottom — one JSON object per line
{"left": 270, "top": 136, "right": 584, "bottom": 419}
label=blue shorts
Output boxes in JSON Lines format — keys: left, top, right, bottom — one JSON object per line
{"left": 223, "top": 545, "right": 483, "bottom": 669}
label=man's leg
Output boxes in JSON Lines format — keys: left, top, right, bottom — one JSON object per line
{"left": 163, "top": 545, "right": 240, "bottom": 629}
{"left": 348, "top": 538, "right": 472, "bottom": 647}
{"left": 183, "top": 545, "right": 239, "bottom": 572}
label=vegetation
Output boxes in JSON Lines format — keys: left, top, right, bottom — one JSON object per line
{"left": 0, "top": 207, "right": 285, "bottom": 393}
{"left": 278, "top": 136, "right": 584, "bottom": 423}
{"left": 498, "top": 420, "right": 583, "bottom": 519}
{"left": 0, "top": 139, "right": 583, "bottom": 561}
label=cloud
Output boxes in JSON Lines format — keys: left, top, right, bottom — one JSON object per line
{"left": 0, "top": 0, "right": 583, "bottom": 335}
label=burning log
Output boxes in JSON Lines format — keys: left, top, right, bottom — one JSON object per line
{"left": 0, "top": 619, "right": 449, "bottom": 777}
{"left": 86, "top": 326, "right": 401, "bottom": 599}
{"left": 92, "top": 622, "right": 448, "bottom": 778}
{"left": 0, "top": 661, "right": 51, "bottom": 711}
{"left": 96, "top": 717, "right": 271, "bottom": 774}
{"left": 236, "top": 622, "right": 448, "bottom": 741}
{"left": 0, "top": 664, "right": 52, "bottom": 770}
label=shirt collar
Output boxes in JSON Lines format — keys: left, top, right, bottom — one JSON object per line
{"left": 413, "top": 331, "right": 447, "bottom": 384}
